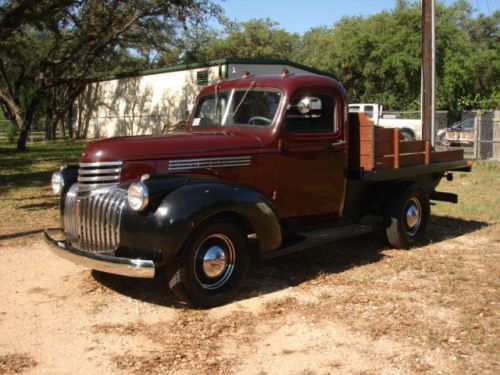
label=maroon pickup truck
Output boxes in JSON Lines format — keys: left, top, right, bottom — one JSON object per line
{"left": 45, "top": 71, "right": 471, "bottom": 307}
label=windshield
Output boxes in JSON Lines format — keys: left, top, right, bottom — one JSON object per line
{"left": 192, "top": 88, "right": 282, "bottom": 128}
{"left": 452, "top": 119, "right": 474, "bottom": 129}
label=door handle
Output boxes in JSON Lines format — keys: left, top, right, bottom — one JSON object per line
{"left": 326, "top": 140, "right": 346, "bottom": 150}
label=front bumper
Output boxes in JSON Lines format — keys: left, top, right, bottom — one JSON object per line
{"left": 44, "top": 228, "right": 156, "bottom": 278}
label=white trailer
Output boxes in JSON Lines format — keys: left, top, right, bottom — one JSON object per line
{"left": 76, "top": 58, "right": 330, "bottom": 139}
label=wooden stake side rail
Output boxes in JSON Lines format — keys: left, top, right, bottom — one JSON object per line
{"left": 348, "top": 113, "right": 464, "bottom": 171}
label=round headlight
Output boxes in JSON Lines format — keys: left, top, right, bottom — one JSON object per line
{"left": 127, "top": 182, "right": 149, "bottom": 211}
{"left": 51, "top": 171, "right": 64, "bottom": 194}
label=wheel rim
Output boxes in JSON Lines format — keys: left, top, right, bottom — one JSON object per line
{"left": 194, "top": 234, "right": 236, "bottom": 290}
{"left": 403, "top": 197, "right": 422, "bottom": 236}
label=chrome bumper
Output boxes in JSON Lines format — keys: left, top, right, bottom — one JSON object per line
{"left": 44, "top": 228, "right": 155, "bottom": 278}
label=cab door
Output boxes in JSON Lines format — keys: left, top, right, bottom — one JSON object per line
{"left": 275, "top": 89, "right": 347, "bottom": 219}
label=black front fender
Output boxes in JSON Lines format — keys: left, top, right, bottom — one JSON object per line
{"left": 119, "top": 179, "right": 282, "bottom": 264}
{"left": 58, "top": 164, "right": 79, "bottom": 216}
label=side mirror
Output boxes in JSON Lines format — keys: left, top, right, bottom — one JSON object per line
{"left": 297, "top": 96, "right": 322, "bottom": 114}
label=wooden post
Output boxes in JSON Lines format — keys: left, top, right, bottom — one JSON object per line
{"left": 425, "top": 141, "right": 430, "bottom": 164}
{"left": 394, "top": 128, "right": 400, "bottom": 169}
{"left": 422, "top": 0, "right": 435, "bottom": 144}
{"left": 476, "top": 114, "right": 481, "bottom": 159}
{"left": 369, "top": 121, "right": 375, "bottom": 170}
{"left": 472, "top": 114, "right": 478, "bottom": 159}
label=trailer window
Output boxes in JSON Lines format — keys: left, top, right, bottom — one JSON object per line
{"left": 286, "top": 94, "right": 337, "bottom": 134}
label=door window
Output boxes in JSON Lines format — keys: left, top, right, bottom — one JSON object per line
{"left": 286, "top": 94, "right": 337, "bottom": 134}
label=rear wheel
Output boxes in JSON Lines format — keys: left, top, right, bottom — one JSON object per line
{"left": 168, "top": 219, "right": 251, "bottom": 308}
{"left": 384, "top": 186, "right": 430, "bottom": 249}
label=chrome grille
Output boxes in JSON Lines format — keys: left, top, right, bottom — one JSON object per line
{"left": 63, "top": 184, "right": 127, "bottom": 254}
{"left": 78, "top": 161, "right": 123, "bottom": 194}
{"left": 63, "top": 184, "right": 79, "bottom": 245}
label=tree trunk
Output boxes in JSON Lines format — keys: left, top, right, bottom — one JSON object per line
{"left": 44, "top": 109, "right": 52, "bottom": 140}
{"left": 60, "top": 116, "right": 66, "bottom": 138}
{"left": 67, "top": 106, "right": 74, "bottom": 140}
{"left": 16, "top": 126, "right": 29, "bottom": 151}
{"left": 16, "top": 97, "right": 39, "bottom": 151}
{"left": 50, "top": 115, "right": 58, "bottom": 140}
{"left": 76, "top": 100, "right": 83, "bottom": 139}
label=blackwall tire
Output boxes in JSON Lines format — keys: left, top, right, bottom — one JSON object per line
{"left": 384, "top": 186, "right": 430, "bottom": 249}
{"left": 168, "top": 219, "right": 251, "bottom": 308}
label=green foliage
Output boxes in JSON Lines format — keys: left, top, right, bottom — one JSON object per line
{"left": 457, "top": 87, "right": 500, "bottom": 110}
{"left": 159, "top": 18, "right": 301, "bottom": 65}
{"left": 295, "top": 2, "right": 499, "bottom": 110}
{"left": 5, "top": 122, "right": 17, "bottom": 143}
{"left": 162, "top": 1, "right": 498, "bottom": 111}
{"left": 0, "top": 0, "right": 221, "bottom": 150}
{"left": 210, "top": 18, "right": 301, "bottom": 60}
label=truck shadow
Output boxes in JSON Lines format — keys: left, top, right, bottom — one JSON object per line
{"left": 92, "top": 215, "right": 488, "bottom": 308}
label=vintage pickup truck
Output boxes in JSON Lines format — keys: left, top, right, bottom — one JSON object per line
{"left": 45, "top": 71, "right": 471, "bottom": 307}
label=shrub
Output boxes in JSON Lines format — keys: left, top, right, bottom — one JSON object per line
{"left": 5, "top": 123, "right": 17, "bottom": 143}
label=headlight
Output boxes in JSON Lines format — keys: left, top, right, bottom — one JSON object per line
{"left": 51, "top": 171, "right": 64, "bottom": 194}
{"left": 127, "top": 182, "right": 149, "bottom": 211}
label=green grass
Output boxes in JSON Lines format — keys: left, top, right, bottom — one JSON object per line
{"left": 0, "top": 140, "right": 88, "bottom": 237}
{"left": 433, "top": 161, "right": 500, "bottom": 223}
{"left": 0, "top": 140, "right": 88, "bottom": 193}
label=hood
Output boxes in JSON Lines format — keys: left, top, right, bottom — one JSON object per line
{"left": 80, "top": 131, "right": 263, "bottom": 163}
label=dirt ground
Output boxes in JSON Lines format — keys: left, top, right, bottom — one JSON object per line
{"left": 0, "top": 217, "right": 498, "bottom": 375}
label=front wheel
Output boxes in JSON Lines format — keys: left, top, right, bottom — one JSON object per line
{"left": 384, "top": 186, "right": 430, "bottom": 249}
{"left": 168, "top": 219, "right": 251, "bottom": 308}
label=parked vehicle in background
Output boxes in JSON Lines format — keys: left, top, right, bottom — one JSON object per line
{"left": 349, "top": 103, "right": 422, "bottom": 141}
{"left": 437, "top": 118, "right": 475, "bottom": 146}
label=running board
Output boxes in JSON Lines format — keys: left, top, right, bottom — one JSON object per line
{"left": 260, "top": 224, "right": 373, "bottom": 260}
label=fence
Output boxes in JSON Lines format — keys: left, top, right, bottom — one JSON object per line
{"left": 373, "top": 110, "right": 500, "bottom": 161}
{"left": 2, "top": 111, "right": 499, "bottom": 161}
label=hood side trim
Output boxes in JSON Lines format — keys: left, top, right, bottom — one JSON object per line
{"left": 169, "top": 156, "right": 252, "bottom": 172}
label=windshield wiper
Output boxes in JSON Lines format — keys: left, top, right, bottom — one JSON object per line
{"left": 231, "top": 81, "right": 256, "bottom": 121}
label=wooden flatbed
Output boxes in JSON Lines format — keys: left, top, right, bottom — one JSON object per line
{"left": 348, "top": 113, "right": 471, "bottom": 181}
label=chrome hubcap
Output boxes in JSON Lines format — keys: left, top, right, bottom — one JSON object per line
{"left": 194, "top": 234, "right": 236, "bottom": 290}
{"left": 202, "top": 245, "right": 227, "bottom": 278}
{"left": 404, "top": 197, "right": 422, "bottom": 236}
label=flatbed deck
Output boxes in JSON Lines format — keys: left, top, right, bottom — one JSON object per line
{"left": 348, "top": 113, "right": 471, "bottom": 181}
{"left": 356, "top": 159, "right": 471, "bottom": 181}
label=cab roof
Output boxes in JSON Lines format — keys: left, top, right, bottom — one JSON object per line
{"left": 198, "top": 73, "right": 346, "bottom": 98}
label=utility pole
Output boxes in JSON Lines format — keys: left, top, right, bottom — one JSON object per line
{"left": 421, "top": 0, "right": 435, "bottom": 145}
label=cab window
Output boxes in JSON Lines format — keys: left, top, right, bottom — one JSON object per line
{"left": 364, "top": 105, "right": 374, "bottom": 119}
{"left": 286, "top": 94, "right": 337, "bottom": 134}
